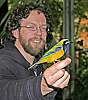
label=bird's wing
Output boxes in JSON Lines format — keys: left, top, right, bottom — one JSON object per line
{"left": 36, "top": 46, "right": 63, "bottom": 64}
{"left": 43, "top": 46, "right": 62, "bottom": 58}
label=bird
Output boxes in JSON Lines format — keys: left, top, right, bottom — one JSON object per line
{"left": 28, "top": 39, "right": 70, "bottom": 69}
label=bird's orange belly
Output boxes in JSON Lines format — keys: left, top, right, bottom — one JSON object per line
{"left": 48, "top": 49, "right": 64, "bottom": 62}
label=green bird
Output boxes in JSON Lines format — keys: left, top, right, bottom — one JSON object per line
{"left": 28, "top": 39, "right": 70, "bottom": 69}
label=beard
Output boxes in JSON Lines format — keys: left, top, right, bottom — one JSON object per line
{"left": 19, "top": 36, "right": 46, "bottom": 56}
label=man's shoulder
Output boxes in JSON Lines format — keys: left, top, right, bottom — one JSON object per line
{"left": 0, "top": 47, "right": 15, "bottom": 62}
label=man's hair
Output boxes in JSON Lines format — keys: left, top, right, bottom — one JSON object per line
{"left": 6, "top": 0, "right": 53, "bottom": 40}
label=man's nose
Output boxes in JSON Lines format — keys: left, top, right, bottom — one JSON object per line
{"left": 36, "top": 27, "right": 42, "bottom": 35}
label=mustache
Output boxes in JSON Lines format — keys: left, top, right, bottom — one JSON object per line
{"left": 29, "top": 37, "right": 46, "bottom": 42}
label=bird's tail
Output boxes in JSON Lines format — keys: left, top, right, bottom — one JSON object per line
{"left": 28, "top": 62, "right": 38, "bottom": 70}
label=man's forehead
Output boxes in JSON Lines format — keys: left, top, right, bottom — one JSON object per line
{"left": 20, "top": 10, "right": 46, "bottom": 25}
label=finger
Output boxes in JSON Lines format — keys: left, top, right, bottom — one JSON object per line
{"left": 58, "top": 74, "right": 70, "bottom": 88}
{"left": 44, "top": 58, "right": 71, "bottom": 76}
{"left": 54, "top": 58, "right": 71, "bottom": 70}
{"left": 52, "top": 71, "right": 70, "bottom": 87}
{"left": 44, "top": 69, "right": 65, "bottom": 85}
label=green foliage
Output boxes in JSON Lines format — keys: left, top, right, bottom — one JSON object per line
{"left": 74, "top": 0, "right": 88, "bottom": 100}
{"left": 0, "top": 0, "right": 88, "bottom": 99}
{"left": 74, "top": 0, "right": 88, "bottom": 18}
{"left": 74, "top": 49, "right": 88, "bottom": 100}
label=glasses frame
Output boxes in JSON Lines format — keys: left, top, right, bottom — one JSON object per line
{"left": 20, "top": 23, "right": 50, "bottom": 33}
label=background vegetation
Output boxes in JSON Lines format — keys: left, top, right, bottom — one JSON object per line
{"left": 0, "top": 0, "right": 88, "bottom": 100}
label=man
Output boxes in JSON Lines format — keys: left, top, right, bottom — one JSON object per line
{"left": 0, "top": 2, "right": 71, "bottom": 100}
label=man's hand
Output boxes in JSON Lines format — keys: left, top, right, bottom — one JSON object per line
{"left": 41, "top": 57, "right": 71, "bottom": 95}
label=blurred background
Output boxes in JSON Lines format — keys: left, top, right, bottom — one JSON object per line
{"left": 0, "top": 0, "right": 88, "bottom": 100}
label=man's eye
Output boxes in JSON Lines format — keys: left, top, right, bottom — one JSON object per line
{"left": 41, "top": 26, "right": 47, "bottom": 30}
{"left": 27, "top": 25, "right": 33, "bottom": 28}
{"left": 27, "top": 25, "right": 35, "bottom": 30}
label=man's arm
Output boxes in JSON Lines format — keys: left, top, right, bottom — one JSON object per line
{"left": 0, "top": 57, "right": 57, "bottom": 100}
{"left": 0, "top": 74, "right": 43, "bottom": 100}
{"left": 0, "top": 57, "right": 71, "bottom": 100}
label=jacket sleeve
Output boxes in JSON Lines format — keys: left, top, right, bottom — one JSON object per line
{"left": 0, "top": 59, "right": 57, "bottom": 100}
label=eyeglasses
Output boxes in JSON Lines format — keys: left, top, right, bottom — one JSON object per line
{"left": 20, "top": 23, "right": 49, "bottom": 33}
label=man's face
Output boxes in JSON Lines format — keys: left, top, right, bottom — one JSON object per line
{"left": 17, "top": 10, "right": 47, "bottom": 56}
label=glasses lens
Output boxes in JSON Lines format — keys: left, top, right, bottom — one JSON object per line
{"left": 21, "top": 23, "right": 49, "bottom": 32}
{"left": 26, "top": 23, "right": 36, "bottom": 31}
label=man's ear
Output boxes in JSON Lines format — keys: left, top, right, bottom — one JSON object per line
{"left": 12, "top": 29, "right": 19, "bottom": 39}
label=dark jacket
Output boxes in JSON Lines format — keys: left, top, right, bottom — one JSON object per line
{"left": 0, "top": 40, "right": 56, "bottom": 100}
